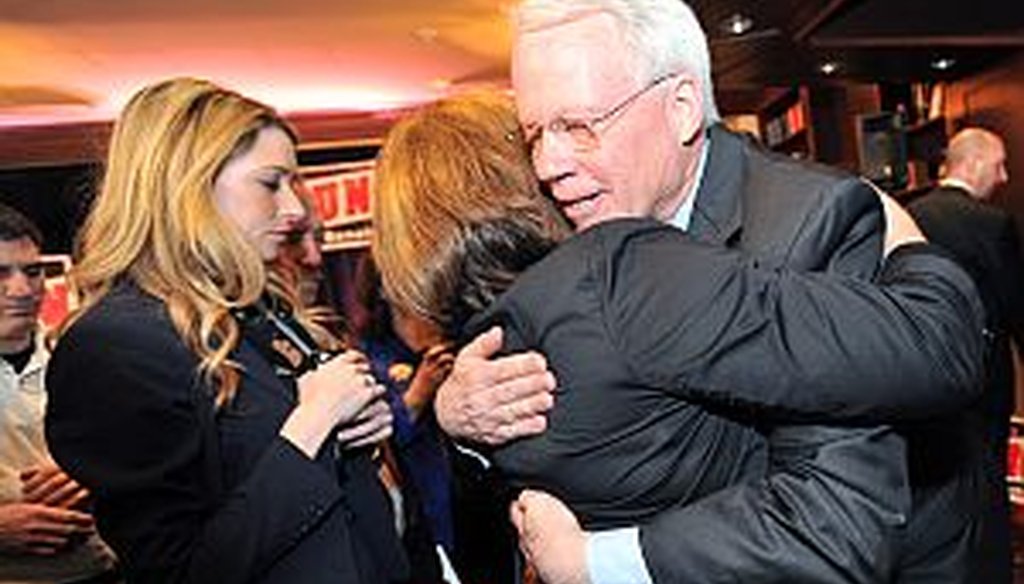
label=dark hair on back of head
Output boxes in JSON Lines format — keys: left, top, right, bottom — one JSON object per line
{"left": 0, "top": 202, "right": 43, "bottom": 247}
{"left": 444, "top": 217, "right": 559, "bottom": 339}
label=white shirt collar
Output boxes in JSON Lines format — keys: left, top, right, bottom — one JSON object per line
{"left": 939, "top": 177, "right": 977, "bottom": 196}
{"left": 668, "top": 134, "right": 711, "bottom": 231}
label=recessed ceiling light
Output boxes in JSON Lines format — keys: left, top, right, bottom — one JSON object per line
{"left": 820, "top": 61, "right": 839, "bottom": 75}
{"left": 931, "top": 57, "right": 956, "bottom": 71}
{"left": 721, "top": 13, "right": 754, "bottom": 36}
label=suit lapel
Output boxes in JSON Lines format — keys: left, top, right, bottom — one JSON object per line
{"left": 689, "top": 125, "right": 745, "bottom": 246}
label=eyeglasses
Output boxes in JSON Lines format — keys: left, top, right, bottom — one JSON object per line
{"left": 522, "top": 73, "right": 678, "bottom": 156}
{"left": 0, "top": 262, "right": 46, "bottom": 282}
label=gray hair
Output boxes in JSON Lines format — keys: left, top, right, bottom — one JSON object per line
{"left": 514, "top": 0, "right": 720, "bottom": 124}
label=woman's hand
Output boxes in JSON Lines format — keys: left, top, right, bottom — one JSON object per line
{"left": 279, "top": 350, "right": 386, "bottom": 458}
{"left": 404, "top": 345, "right": 454, "bottom": 422}
{"left": 336, "top": 395, "right": 393, "bottom": 449}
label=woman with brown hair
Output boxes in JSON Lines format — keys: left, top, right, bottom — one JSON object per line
{"left": 45, "top": 78, "right": 406, "bottom": 584}
{"left": 371, "top": 92, "right": 984, "bottom": 579}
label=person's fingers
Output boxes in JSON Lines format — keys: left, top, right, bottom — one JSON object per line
{"left": 34, "top": 506, "right": 95, "bottom": 531}
{"left": 22, "top": 467, "right": 78, "bottom": 506}
{"left": 20, "top": 465, "right": 62, "bottom": 494}
{"left": 436, "top": 343, "right": 555, "bottom": 443}
{"left": 54, "top": 486, "right": 91, "bottom": 511}
{"left": 510, "top": 495, "right": 538, "bottom": 562}
{"left": 356, "top": 385, "right": 387, "bottom": 413}
{"left": 356, "top": 394, "right": 390, "bottom": 419}
{"left": 325, "top": 350, "right": 371, "bottom": 374}
{"left": 518, "top": 489, "right": 544, "bottom": 508}
{"left": 39, "top": 480, "right": 85, "bottom": 509}
{"left": 510, "top": 497, "right": 527, "bottom": 534}
{"left": 338, "top": 380, "right": 385, "bottom": 419}
{"left": 494, "top": 415, "right": 549, "bottom": 444}
{"left": 500, "top": 381, "right": 557, "bottom": 416}
{"left": 336, "top": 413, "right": 391, "bottom": 444}
{"left": 336, "top": 400, "right": 392, "bottom": 445}
{"left": 479, "top": 353, "right": 552, "bottom": 388}
{"left": 422, "top": 343, "right": 454, "bottom": 362}
{"left": 345, "top": 424, "right": 393, "bottom": 448}
{"left": 458, "top": 326, "right": 504, "bottom": 360}
{"left": 18, "top": 465, "right": 45, "bottom": 483}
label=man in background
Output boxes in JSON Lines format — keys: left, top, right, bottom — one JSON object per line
{"left": 279, "top": 192, "right": 326, "bottom": 308}
{"left": 909, "top": 127, "right": 1024, "bottom": 583}
{"left": 0, "top": 202, "right": 117, "bottom": 582}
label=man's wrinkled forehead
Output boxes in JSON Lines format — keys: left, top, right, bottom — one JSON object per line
{"left": 512, "top": 12, "right": 636, "bottom": 121}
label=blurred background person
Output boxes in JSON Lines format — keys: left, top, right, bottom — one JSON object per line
{"left": 43, "top": 78, "right": 406, "bottom": 584}
{"left": 0, "top": 202, "right": 118, "bottom": 583}
{"left": 277, "top": 189, "right": 327, "bottom": 309}
{"left": 351, "top": 256, "right": 456, "bottom": 582}
{"left": 908, "top": 127, "right": 1024, "bottom": 584}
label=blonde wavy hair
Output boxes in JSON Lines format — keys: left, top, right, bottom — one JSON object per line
{"left": 372, "top": 91, "right": 570, "bottom": 336}
{"left": 62, "top": 77, "right": 337, "bottom": 407}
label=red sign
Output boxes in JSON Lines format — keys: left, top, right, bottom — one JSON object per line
{"left": 304, "top": 164, "right": 375, "bottom": 228}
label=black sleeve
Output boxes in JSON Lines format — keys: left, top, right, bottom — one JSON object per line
{"left": 640, "top": 424, "right": 909, "bottom": 584}
{"left": 622, "top": 176, "right": 971, "bottom": 584}
{"left": 44, "top": 314, "right": 343, "bottom": 584}
{"left": 604, "top": 229, "right": 985, "bottom": 422}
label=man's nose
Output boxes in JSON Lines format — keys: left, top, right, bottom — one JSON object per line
{"left": 532, "top": 131, "right": 577, "bottom": 186}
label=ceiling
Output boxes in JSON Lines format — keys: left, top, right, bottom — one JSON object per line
{"left": 0, "top": 0, "right": 1021, "bottom": 129}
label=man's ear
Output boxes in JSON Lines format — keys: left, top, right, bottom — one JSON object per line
{"left": 670, "top": 75, "right": 703, "bottom": 146}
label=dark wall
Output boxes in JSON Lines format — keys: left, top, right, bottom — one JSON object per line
{"left": 0, "top": 164, "right": 98, "bottom": 254}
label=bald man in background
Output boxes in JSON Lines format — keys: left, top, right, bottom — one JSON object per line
{"left": 909, "top": 127, "right": 1024, "bottom": 583}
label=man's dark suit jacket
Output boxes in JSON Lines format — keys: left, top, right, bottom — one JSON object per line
{"left": 45, "top": 284, "right": 408, "bottom": 584}
{"left": 629, "top": 126, "right": 986, "bottom": 583}
{"left": 470, "top": 213, "right": 982, "bottom": 583}
{"left": 910, "top": 184, "right": 1024, "bottom": 583}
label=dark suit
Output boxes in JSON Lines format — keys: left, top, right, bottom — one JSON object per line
{"left": 909, "top": 184, "right": 1024, "bottom": 583}
{"left": 45, "top": 284, "right": 408, "bottom": 584}
{"left": 632, "top": 126, "right": 986, "bottom": 583}
{"left": 469, "top": 216, "right": 982, "bottom": 583}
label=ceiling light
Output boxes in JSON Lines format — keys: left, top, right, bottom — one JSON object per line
{"left": 931, "top": 57, "right": 956, "bottom": 71}
{"left": 721, "top": 13, "right": 754, "bottom": 36}
{"left": 820, "top": 61, "right": 839, "bottom": 75}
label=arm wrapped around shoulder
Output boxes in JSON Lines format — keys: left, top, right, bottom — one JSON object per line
{"left": 603, "top": 221, "right": 986, "bottom": 421}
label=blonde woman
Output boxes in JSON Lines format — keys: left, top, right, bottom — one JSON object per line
{"left": 371, "top": 93, "right": 985, "bottom": 582}
{"left": 45, "top": 78, "right": 407, "bottom": 584}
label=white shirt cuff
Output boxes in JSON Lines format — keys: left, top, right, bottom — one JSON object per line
{"left": 587, "top": 527, "right": 654, "bottom": 584}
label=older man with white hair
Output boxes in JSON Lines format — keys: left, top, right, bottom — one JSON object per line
{"left": 433, "top": 1, "right": 988, "bottom": 583}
